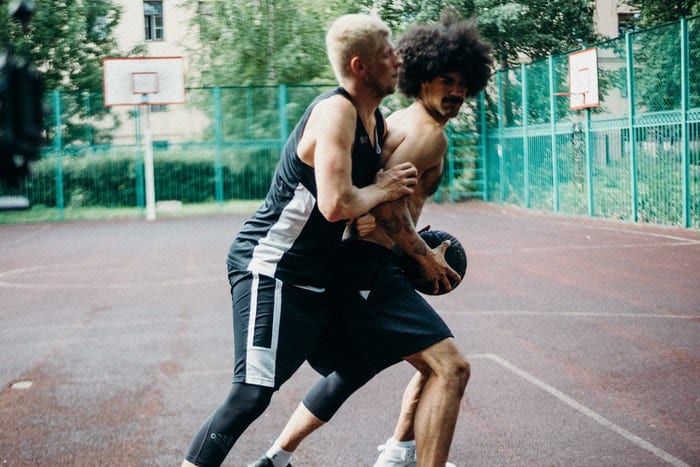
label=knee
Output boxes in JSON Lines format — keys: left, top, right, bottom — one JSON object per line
{"left": 441, "top": 354, "right": 470, "bottom": 393}
{"left": 454, "top": 356, "right": 470, "bottom": 387}
{"left": 221, "top": 383, "right": 273, "bottom": 421}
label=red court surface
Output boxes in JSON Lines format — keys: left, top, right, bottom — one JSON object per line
{"left": 1, "top": 201, "right": 698, "bottom": 466}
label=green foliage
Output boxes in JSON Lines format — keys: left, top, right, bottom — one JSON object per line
{"left": 26, "top": 147, "right": 280, "bottom": 208}
{"left": 188, "top": 0, "right": 333, "bottom": 86}
{"left": 0, "top": 0, "right": 120, "bottom": 91}
{"left": 626, "top": 0, "right": 700, "bottom": 26}
{"left": 372, "top": 0, "right": 598, "bottom": 68}
{"left": 0, "top": 0, "right": 121, "bottom": 146}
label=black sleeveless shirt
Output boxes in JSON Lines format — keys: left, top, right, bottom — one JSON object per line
{"left": 227, "top": 87, "right": 384, "bottom": 289}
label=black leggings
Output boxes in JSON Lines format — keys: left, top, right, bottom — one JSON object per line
{"left": 302, "top": 369, "right": 375, "bottom": 422}
{"left": 185, "top": 382, "right": 274, "bottom": 467}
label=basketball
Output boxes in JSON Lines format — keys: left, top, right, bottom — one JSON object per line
{"left": 402, "top": 229, "right": 468, "bottom": 295}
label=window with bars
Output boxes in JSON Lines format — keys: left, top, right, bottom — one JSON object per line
{"left": 144, "top": 1, "right": 164, "bottom": 41}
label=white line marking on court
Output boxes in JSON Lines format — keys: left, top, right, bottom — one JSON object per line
{"left": 0, "top": 277, "right": 221, "bottom": 290}
{"left": 578, "top": 225, "right": 700, "bottom": 244}
{"left": 0, "top": 265, "right": 221, "bottom": 289}
{"left": 478, "top": 240, "right": 700, "bottom": 255}
{"left": 441, "top": 310, "right": 698, "bottom": 319}
{"left": 469, "top": 353, "right": 690, "bottom": 467}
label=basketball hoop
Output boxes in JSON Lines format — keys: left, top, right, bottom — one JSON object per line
{"left": 102, "top": 57, "right": 186, "bottom": 221}
{"left": 102, "top": 56, "right": 185, "bottom": 107}
{"left": 567, "top": 48, "right": 599, "bottom": 110}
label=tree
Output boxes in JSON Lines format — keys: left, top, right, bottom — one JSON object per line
{"left": 0, "top": 0, "right": 121, "bottom": 145}
{"left": 372, "top": 0, "right": 598, "bottom": 69}
{"left": 186, "top": 0, "right": 376, "bottom": 139}
{"left": 626, "top": 0, "right": 700, "bottom": 27}
{"left": 190, "top": 0, "right": 331, "bottom": 86}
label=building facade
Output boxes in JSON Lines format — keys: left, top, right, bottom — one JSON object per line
{"left": 106, "top": 0, "right": 639, "bottom": 145}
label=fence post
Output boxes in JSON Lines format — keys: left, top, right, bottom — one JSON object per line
{"left": 278, "top": 84, "right": 288, "bottom": 140}
{"left": 497, "top": 72, "right": 505, "bottom": 203}
{"left": 548, "top": 57, "right": 560, "bottom": 213}
{"left": 521, "top": 64, "right": 530, "bottom": 208}
{"left": 680, "top": 18, "right": 690, "bottom": 228}
{"left": 447, "top": 124, "right": 455, "bottom": 202}
{"left": 246, "top": 87, "right": 253, "bottom": 139}
{"left": 625, "top": 31, "right": 639, "bottom": 222}
{"left": 479, "top": 91, "right": 488, "bottom": 201}
{"left": 52, "top": 90, "right": 64, "bottom": 221}
{"left": 213, "top": 86, "right": 224, "bottom": 206}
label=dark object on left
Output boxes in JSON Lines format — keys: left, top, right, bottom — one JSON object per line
{"left": 0, "top": 0, "right": 46, "bottom": 187}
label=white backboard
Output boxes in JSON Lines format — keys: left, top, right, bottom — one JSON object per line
{"left": 568, "top": 48, "right": 600, "bottom": 110}
{"left": 103, "top": 56, "right": 185, "bottom": 106}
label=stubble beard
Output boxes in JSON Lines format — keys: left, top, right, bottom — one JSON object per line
{"left": 366, "top": 73, "right": 395, "bottom": 99}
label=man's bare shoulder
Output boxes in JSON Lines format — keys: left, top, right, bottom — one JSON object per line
{"left": 388, "top": 103, "right": 444, "bottom": 138}
{"left": 310, "top": 94, "right": 356, "bottom": 123}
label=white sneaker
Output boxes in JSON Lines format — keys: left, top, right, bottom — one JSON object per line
{"left": 373, "top": 439, "right": 456, "bottom": 467}
{"left": 374, "top": 439, "right": 416, "bottom": 467}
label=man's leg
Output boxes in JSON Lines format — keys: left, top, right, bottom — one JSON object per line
{"left": 250, "top": 369, "right": 372, "bottom": 466}
{"left": 182, "top": 382, "right": 274, "bottom": 467}
{"left": 390, "top": 371, "right": 426, "bottom": 442}
{"left": 275, "top": 403, "right": 326, "bottom": 451}
{"left": 404, "top": 338, "right": 469, "bottom": 467}
{"left": 375, "top": 371, "right": 456, "bottom": 467}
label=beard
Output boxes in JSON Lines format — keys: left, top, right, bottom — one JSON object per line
{"left": 365, "top": 72, "right": 395, "bottom": 99}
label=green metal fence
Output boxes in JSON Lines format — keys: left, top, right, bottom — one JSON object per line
{"left": 485, "top": 16, "right": 700, "bottom": 228}
{"left": 0, "top": 84, "right": 338, "bottom": 222}
{"left": 2, "top": 16, "right": 698, "bottom": 229}
{"left": 0, "top": 81, "right": 483, "bottom": 223}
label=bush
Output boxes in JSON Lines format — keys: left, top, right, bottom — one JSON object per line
{"left": 25, "top": 145, "right": 280, "bottom": 208}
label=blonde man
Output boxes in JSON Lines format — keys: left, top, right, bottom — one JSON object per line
{"left": 180, "top": 14, "right": 428, "bottom": 467}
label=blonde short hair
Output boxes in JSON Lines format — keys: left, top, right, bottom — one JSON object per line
{"left": 326, "top": 14, "right": 391, "bottom": 82}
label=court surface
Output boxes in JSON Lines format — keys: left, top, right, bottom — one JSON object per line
{"left": 1, "top": 201, "right": 698, "bottom": 466}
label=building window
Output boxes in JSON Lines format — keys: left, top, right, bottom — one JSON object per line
{"left": 144, "top": 1, "right": 164, "bottom": 41}
{"left": 618, "top": 12, "right": 640, "bottom": 37}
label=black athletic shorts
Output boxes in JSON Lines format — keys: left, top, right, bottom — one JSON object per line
{"left": 229, "top": 269, "right": 329, "bottom": 389}
{"left": 308, "top": 239, "right": 453, "bottom": 377}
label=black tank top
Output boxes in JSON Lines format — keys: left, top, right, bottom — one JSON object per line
{"left": 227, "top": 87, "right": 385, "bottom": 288}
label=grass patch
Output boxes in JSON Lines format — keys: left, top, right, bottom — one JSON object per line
{"left": 0, "top": 200, "right": 263, "bottom": 224}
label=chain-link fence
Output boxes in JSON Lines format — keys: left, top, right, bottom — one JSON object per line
{"left": 485, "top": 15, "right": 700, "bottom": 228}
{"left": 0, "top": 80, "right": 485, "bottom": 223}
{"left": 0, "top": 84, "right": 338, "bottom": 221}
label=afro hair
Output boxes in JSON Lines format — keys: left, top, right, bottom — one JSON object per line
{"left": 397, "top": 8, "right": 493, "bottom": 98}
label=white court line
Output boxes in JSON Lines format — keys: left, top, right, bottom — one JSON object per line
{"left": 0, "top": 265, "right": 222, "bottom": 290}
{"left": 441, "top": 310, "right": 698, "bottom": 319}
{"left": 469, "top": 353, "right": 690, "bottom": 467}
{"left": 478, "top": 240, "right": 700, "bottom": 255}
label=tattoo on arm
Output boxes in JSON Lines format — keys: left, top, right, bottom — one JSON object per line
{"left": 378, "top": 215, "right": 403, "bottom": 234}
{"left": 377, "top": 211, "right": 428, "bottom": 257}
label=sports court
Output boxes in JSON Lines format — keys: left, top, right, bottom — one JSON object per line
{"left": 1, "top": 201, "right": 698, "bottom": 466}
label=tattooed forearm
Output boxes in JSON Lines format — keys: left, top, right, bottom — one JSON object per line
{"left": 411, "top": 240, "right": 428, "bottom": 257}
{"left": 377, "top": 214, "right": 403, "bottom": 234}
{"left": 377, "top": 211, "right": 413, "bottom": 234}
